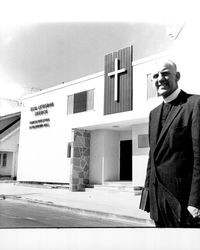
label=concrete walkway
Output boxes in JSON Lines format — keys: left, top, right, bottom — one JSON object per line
{"left": 0, "top": 181, "right": 155, "bottom": 227}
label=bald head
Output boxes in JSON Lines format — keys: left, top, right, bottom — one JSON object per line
{"left": 153, "top": 60, "right": 177, "bottom": 74}
{"left": 152, "top": 59, "right": 180, "bottom": 98}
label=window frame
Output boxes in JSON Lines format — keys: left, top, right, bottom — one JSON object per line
{"left": 147, "top": 73, "right": 157, "bottom": 100}
{"left": 67, "top": 89, "right": 94, "bottom": 115}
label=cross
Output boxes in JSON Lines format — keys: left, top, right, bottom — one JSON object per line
{"left": 108, "top": 58, "right": 126, "bottom": 102}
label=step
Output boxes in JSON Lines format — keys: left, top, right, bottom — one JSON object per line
{"left": 0, "top": 176, "right": 13, "bottom": 180}
{"left": 86, "top": 186, "right": 134, "bottom": 192}
{"left": 85, "top": 184, "right": 143, "bottom": 195}
{"left": 103, "top": 181, "right": 133, "bottom": 187}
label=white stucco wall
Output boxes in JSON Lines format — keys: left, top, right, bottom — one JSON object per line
{"left": 89, "top": 130, "right": 104, "bottom": 184}
{"left": 17, "top": 73, "right": 105, "bottom": 183}
{"left": 18, "top": 92, "right": 70, "bottom": 183}
{"left": 119, "top": 130, "right": 132, "bottom": 141}
{"left": 132, "top": 123, "right": 149, "bottom": 187}
{"left": 103, "top": 130, "right": 119, "bottom": 181}
{"left": 89, "top": 129, "right": 120, "bottom": 183}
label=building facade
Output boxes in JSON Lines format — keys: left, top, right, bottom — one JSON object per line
{"left": 17, "top": 47, "right": 164, "bottom": 191}
{"left": 0, "top": 112, "right": 20, "bottom": 179}
{"left": 17, "top": 22, "right": 200, "bottom": 191}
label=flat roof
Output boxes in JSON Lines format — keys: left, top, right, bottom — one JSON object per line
{"left": 21, "top": 49, "right": 170, "bottom": 101}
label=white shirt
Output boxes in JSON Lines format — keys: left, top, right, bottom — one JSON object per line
{"left": 163, "top": 88, "right": 181, "bottom": 103}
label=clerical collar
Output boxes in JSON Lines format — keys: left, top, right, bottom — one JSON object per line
{"left": 163, "top": 88, "right": 181, "bottom": 103}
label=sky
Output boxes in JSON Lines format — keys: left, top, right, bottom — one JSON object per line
{"left": 0, "top": 0, "right": 190, "bottom": 99}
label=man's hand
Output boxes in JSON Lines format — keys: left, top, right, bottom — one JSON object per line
{"left": 187, "top": 206, "right": 200, "bottom": 218}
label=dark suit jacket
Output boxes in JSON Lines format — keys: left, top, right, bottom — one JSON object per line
{"left": 142, "top": 90, "right": 200, "bottom": 223}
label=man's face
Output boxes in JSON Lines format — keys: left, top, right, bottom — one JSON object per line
{"left": 152, "top": 62, "right": 179, "bottom": 98}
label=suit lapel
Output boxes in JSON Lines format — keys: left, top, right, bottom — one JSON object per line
{"left": 150, "top": 104, "right": 162, "bottom": 152}
{"left": 154, "top": 104, "right": 182, "bottom": 159}
{"left": 158, "top": 105, "right": 182, "bottom": 143}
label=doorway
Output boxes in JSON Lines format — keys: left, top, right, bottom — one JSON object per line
{"left": 120, "top": 140, "right": 132, "bottom": 181}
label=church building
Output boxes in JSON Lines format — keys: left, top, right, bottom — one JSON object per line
{"left": 17, "top": 22, "right": 200, "bottom": 191}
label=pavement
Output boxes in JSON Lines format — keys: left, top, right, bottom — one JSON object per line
{"left": 0, "top": 180, "right": 155, "bottom": 227}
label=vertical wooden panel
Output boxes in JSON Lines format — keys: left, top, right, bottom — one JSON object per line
{"left": 104, "top": 46, "right": 133, "bottom": 115}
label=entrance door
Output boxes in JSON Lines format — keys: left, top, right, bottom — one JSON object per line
{"left": 120, "top": 140, "right": 132, "bottom": 180}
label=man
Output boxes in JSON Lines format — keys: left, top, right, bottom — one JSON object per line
{"left": 140, "top": 60, "right": 200, "bottom": 227}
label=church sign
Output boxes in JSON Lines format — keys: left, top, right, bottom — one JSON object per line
{"left": 104, "top": 46, "right": 133, "bottom": 115}
{"left": 29, "top": 102, "right": 55, "bottom": 129}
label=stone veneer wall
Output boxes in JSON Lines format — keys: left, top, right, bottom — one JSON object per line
{"left": 70, "top": 129, "right": 90, "bottom": 191}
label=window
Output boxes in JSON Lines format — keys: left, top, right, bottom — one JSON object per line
{"left": 67, "top": 142, "right": 71, "bottom": 158}
{"left": 138, "top": 134, "right": 149, "bottom": 148}
{"left": 2, "top": 153, "right": 7, "bottom": 167}
{"left": 67, "top": 89, "right": 94, "bottom": 114}
{"left": 147, "top": 73, "right": 157, "bottom": 99}
{"left": 74, "top": 91, "right": 87, "bottom": 113}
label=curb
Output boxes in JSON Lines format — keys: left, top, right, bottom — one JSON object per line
{"left": 4, "top": 195, "right": 154, "bottom": 227}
